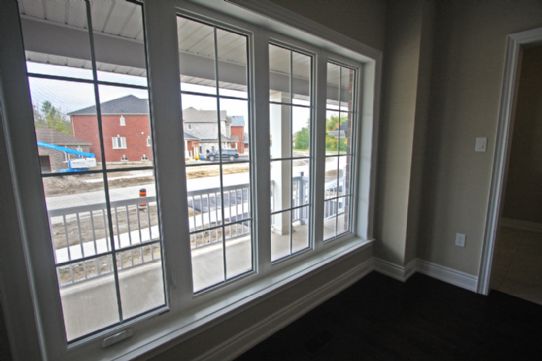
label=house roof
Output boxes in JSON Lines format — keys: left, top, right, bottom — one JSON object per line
{"left": 35, "top": 127, "right": 90, "bottom": 146}
{"left": 69, "top": 96, "right": 238, "bottom": 142}
{"left": 184, "top": 131, "right": 199, "bottom": 140}
{"left": 69, "top": 95, "right": 149, "bottom": 116}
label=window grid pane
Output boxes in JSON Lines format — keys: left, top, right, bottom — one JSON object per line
{"left": 323, "top": 62, "right": 356, "bottom": 241}
{"left": 178, "top": 16, "right": 253, "bottom": 292}
{"left": 269, "top": 44, "right": 312, "bottom": 261}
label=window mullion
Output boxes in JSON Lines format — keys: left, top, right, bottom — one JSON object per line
{"left": 143, "top": 0, "right": 192, "bottom": 309}
{"left": 252, "top": 31, "right": 272, "bottom": 274}
{"left": 313, "top": 54, "right": 327, "bottom": 250}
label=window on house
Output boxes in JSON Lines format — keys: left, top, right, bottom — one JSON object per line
{"left": 19, "top": 0, "right": 165, "bottom": 343}
{"left": 112, "top": 135, "right": 127, "bottom": 149}
{"left": 146, "top": 135, "right": 152, "bottom": 147}
{"left": 177, "top": 15, "right": 252, "bottom": 292}
{"left": 119, "top": 115, "right": 126, "bottom": 126}
{"left": 269, "top": 44, "right": 312, "bottom": 261}
{"left": 323, "top": 63, "right": 356, "bottom": 240}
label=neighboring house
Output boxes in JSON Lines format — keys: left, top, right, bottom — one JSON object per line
{"left": 70, "top": 95, "right": 153, "bottom": 163}
{"left": 35, "top": 127, "right": 91, "bottom": 172}
{"left": 181, "top": 106, "right": 236, "bottom": 158}
{"left": 230, "top": 115, "right": 246, "bottom": 154}
{"left": 69, "top": 96, "right": 243, "bottom": 162}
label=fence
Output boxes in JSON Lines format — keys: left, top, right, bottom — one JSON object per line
{"left": 50, "top": 175, "right": 344, "bottom": 286}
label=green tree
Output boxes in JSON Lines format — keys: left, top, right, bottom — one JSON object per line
{"left": 325, "top": 115, "right": 348, "bottom": 152}
{"left": 293, "top": 126, "right": 310, "bottom": 150}
{"left": 36, "top": 101, "right": 72, "bottom": 134}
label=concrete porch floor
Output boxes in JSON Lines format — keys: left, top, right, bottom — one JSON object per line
{"left": 59, "top": 217, "right": 345, "bottom": 340}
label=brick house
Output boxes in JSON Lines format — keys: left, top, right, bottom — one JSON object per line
{"left": 230, "top": 115, "right": 246, "bottom": 154}
{"left": 70, "top": 95, "right": 153, "bottom": 163}
{"left": 69, "top": 95, "right": 245, "bottom": 162}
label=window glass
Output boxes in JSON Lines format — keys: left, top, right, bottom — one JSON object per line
{"left": 323, "top": 62, "right": 356, "bottom": 241}
{"left": 91, "top": 0, "right": 149, "bottom": 87}
{"left": 178, "top": 15, "right": 253, "bottom": 292}
{"left": 269, "top": 44, "right": 312, "bottom": 261}
{"left": 178, "top": 16, "right": 217, "bottom": 95}
{"left": 21, "top": 0, "right": 165, "bottom": 341}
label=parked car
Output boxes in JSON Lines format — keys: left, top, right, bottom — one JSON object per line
{"left": 206, "top": 148, "right": 239, "bottom": 161}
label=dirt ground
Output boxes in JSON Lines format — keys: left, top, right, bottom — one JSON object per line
{"left": 43, "top": 162, "right": 250, "bottom": 196}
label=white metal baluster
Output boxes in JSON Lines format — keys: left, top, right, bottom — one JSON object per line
{"left": 147, "top": 201, "right": 152, "bottom": 240}
{"left": 62, "top": 215, "right": 74, "bottom": 283}
{"left": 125, "top": 204, "right": 132, "bottom": 246}
{"left": 114, "top": 206, "right": 121, "bottom": 249}
{"left": 102, "top": 209, "right": 109, "bottom": 252}
{"left": 136, "top": 203, "right": 143, "bottom": 243}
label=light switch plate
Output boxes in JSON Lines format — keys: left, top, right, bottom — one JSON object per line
{"left": 475, "top": 137, "right": 487, "bottom": 152}
{"left": 455, "top": 233, "right": 466, "bottom": 247}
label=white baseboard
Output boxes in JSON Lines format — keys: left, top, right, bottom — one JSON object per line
{"left": 194, "top": 258, "right": 374, "bottom": 361}
{"left": 415, "top": 259, "right": 478, "bottom": 292}
{"left": 374, "top": 258, "right": 417, "bottom": 282}
{"left": 500, "top": 217, "right": 542, "bottom": 233}
{"left": 374, "top": 258, "right": 478, "bottom": 293}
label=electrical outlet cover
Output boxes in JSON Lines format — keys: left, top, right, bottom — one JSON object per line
{"left": 455, "top": 233, "right": 466, "bottom": 247}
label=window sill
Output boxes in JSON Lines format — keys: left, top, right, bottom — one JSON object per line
{"left": 105, "top": 237, "right": 373, "bottom": 361}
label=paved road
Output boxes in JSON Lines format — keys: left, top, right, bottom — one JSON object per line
{"left": 46, "top": 158, "right": 342, "bottom": 211}
{"left": 46, "top": 171, "right": 251, "bottom": 210}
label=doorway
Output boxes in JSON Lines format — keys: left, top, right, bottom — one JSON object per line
{"left": 490, "top": 44, "right": 542, "bottom": 304}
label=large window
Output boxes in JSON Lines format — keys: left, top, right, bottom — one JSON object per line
{"left": 20, "top": 0, "right": 165, "bottom": 342}
{"left": 5, "top": 0, "right": 376, "bottom": 360}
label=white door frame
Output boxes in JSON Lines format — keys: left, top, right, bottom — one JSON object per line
{"left": 478, "top": 27, "right": 542, "bottom": 295}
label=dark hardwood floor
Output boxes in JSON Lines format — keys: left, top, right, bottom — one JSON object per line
{"left": 236, "top": 272, "right": 542, "bottom": 361}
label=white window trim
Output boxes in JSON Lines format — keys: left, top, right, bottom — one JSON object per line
{"left": 112, "top": 135, "right": 127, "bottom": 149}
{"left": 119, "top": 114, "right": 126, "bottom": 126}
{"left": 0, "top": 0, "right": 381, "bottom": 360}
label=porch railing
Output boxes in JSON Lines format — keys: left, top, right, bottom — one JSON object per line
{"left": 49, "top": 175, "right": 344, "bottom": 286}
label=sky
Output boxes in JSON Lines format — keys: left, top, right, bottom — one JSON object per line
{"left": 27, "top": 61, "right": 309, "bottom": 133}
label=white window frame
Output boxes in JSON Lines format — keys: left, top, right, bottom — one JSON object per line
{"left": 0, "top": 0, "right": 381, "bottom": 360}
{"left": 112, "top": 135, "right": 127, "bottom": 149}
{"left": 119, "top": 114, "right": 126, "bottom": 126}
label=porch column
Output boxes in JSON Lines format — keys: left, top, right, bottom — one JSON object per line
{"left": 270, "top": 92, "right": 291, "bottom": 235}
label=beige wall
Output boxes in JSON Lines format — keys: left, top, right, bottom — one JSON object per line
{"left": 374, "top": 0, "right": 435, "bottom": 265}
{"left": 269, "top": 0, "right": 387, "bottom": 51}
{"left": 375, "top": 0, "right": 421, "bottom": 265}
{"left": 404, "top": 0, "right": 435, "bottom": 264}
{"left": 417, "top": 0, "right": 542, "bottom": 275}
{"left": 502, "top": 45, "right": 542, "bottom": 224}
